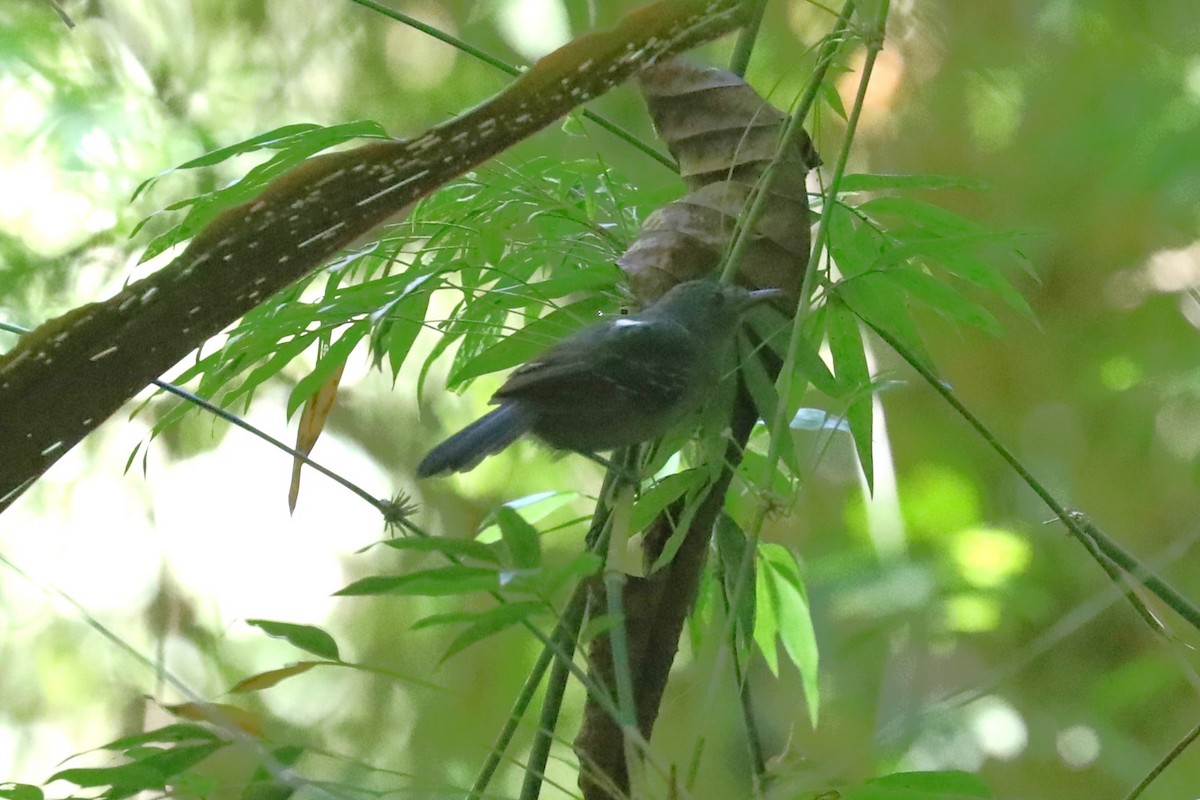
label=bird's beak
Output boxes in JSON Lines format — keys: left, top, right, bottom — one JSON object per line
{"left": 740, "top": 287, "right": 786, "bottom": 310}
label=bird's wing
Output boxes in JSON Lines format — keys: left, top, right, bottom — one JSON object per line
{"left": 493, "top": 317, "right": 696, "bottom": 411}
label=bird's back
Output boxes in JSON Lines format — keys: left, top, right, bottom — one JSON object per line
{"left": 494, "top": 315, "right": 710, "bottom": 453}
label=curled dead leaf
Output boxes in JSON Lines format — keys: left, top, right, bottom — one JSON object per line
{"left": 620, "top": 58, "right": 821, "bottom": 306}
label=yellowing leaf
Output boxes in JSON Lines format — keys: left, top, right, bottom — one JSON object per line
{"left": 231, "top": 661, "right": 323, "bottom": 693}
{"left": 289, "top": 361, "right": 345, "bottom": 512}
{"left": 161, "top": 701, "right": 265, "bottom": 737}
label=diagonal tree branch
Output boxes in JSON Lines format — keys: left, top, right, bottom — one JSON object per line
{"left": 0, "top": 0, "right": 754, "bottom": 512}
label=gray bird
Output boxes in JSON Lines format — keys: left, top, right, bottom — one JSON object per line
{"left": 417, "top": 280, "right": 780, "bottom": 477}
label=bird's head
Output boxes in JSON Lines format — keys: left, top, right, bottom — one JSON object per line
{"left": 646, "top": 280, "right": 783, "bottom": 342}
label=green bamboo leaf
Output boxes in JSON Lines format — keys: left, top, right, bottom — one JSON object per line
{"left": 130, "top": 123, "right": 319, "bottom": 202}
{"left": 738, "top": 448, "right": 794, "bottom": 496}
{"left": 845, "top": 770, "right": 992, "bottom": 799}
{"left": 369, "top": 273, "right": 438, "bottom": 379}
{"left": 760, "top": 543, "right": 820, "bottom": 728}
{"left": 828, "top": 201, "right": 883, "bottom": 278}
{"left": 223, "top": 332, "right": 319, "bottom": 409}
{"left": 630, "top": 469, "right": 705, "bottom": 532}
{"left": 879, "top": 269, "right": 1001, "bottom": 335}
{"left": 920, "top": 244, "right": 1037, "bottom": 319}
{"left": 418, "top": 304, "right": 466, "bottom": 402}
{"left": 372, "top": 535, "right": 501, "bottom": 564}
{"left": 181, "top": 121, "right": 387, "bottom": 169}
{"left": 495, "top": 506, "right": 542, "bottom": 569}
{"left": 878, "top": 229, "right": 1020, "bottom": 267}
{"left": 753, "top": 555, "right": 780, "bottom": 676}
{"left": 859, "top": 195, "right": 986, "bottom": 235}
{"left": 412, "top": 600, "right": 546, "bottom": 631}
{"left": 379, "top": 304, "right": 425, "bottom": 379}
{"left": 0, "top": 784, "right": 43, "bottom": 800}
{"left": 738, "top": 336, "right": 803, "bottom": 477}
{"left": 335, "top": 566, "right": 500, "bottom": 597}
{"left": 532, "top": 551, "right": 603, "bottom": 595}
{"left": 837, "top": 272, "right": 931, "bottom": 367}
{"left": 245, "top": 619, "right": 340, "bottom": 661}
{"left": 48, "top": 764, "right": 162, "bottom": 791}
{"left": 714, "top": 514, "right": 755, "bottom": 650}
{"left": 827, "top": 301, "right": 874, "bottom": 490}
{"left": 131, "top": 741, "right": 227, "bottom": 778}
{"left": 476, "top": 490, "right": 580, "bottom": 542}
{"left": 132, "top": 120, "right": 388, "bottom": 203}
{"left": 448, "top": 295, "right": 611, "bottom": 385}
{"left": 286, "top": 322, "right": 369, "bottom": 418}
{"left": 50, "top": 742, "right": 223, "bottom": 791}
{"left": 439, "top": 601, "right": 549, "bottom": 662}
{"left": 518, "top": 264, "right": 622, "bottom": 303}
{"left": 745, "top": 310, "right": 841, "bottom": 398}
{"left": 820, "top": 79, "right": 848, "bottom": 120}
{"left": 99, "top": 724, "right": 221, "bottom": 753}
{"left": 794, "top": 330, "right": 843, "bottom": 398}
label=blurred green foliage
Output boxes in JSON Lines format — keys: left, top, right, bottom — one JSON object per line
{"left": 1, "top": 1, "right": 1199, "bottom": 799}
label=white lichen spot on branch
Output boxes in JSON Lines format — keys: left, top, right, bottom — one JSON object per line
{"left": 89, "top": 345, "right": 119, "bottom": 362}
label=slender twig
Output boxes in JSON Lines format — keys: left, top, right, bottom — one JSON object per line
{"left": 602, "top": 480, "right": 642, "bottom": 789}
{"left": 161, "top": 382, "right": 392, "bottom": 512}
{"left": 717, "top": 0, "right": 858, "bottom": 635}
{"left": 617, "top": 7, "right": 855, "bottom": 795}
{"left": 346, "top": 0, "right": 677, "bottom": 171}
{"left": 718, "top": 0, "right": 856, "bottom": 286}
{"left": 348, "top": 0, "right": 514, "bottom": 73}
{"left": 518, "top": 474, "right": 618, "bottom": 800}
{"left": 603, "top": 569, "right": 642, "bottom": 789}
{"left": 711, "top": 4, "right": 864, "bottom": 774}
{"left": 45, "top": 0, "right": 75, "bottom": 27}
{"left": 0, "top": 319, "right": 390, "bottom": 514}
{"left": 470, "top": 584, "right": 588, "bottom": 800}
{"left": 467, "top": 644, "right": 554, "bottom": 799}
{"left": 728, "top": 0, "right": 770, "bottom": 77}
{"left": 0, "top": 321, "right": 29, "bottom": 336}
{"left": 1122, "top": 721, "right": 1200, "bottom": 800}
{"left": 858, "top": 315, "right": 1200, "bottom": 636}
{"left": 733, "top": 646, "right": 766, "bottom": 797}
{"left": 519, "top": 597, "right": 598, "bottom": 800}
{"left": 710, "top": 9, "right": 825, "bottom": 792}
{"left": 715, "top": 548, "right": 767, "bottom": 796}
{"left": 761, "top": 0, "right": 865, "bottom": 477}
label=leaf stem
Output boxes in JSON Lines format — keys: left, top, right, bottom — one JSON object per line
{"left": 468, "top": 653, "right": 549, "bottom": 795}
{"left": 763, "top": 0, "right": 874, "bottom": 480}
{"left": 860, "top": 315, "right": 1200, "bottom": 637}
{"left": 694, "top": 5, "right": 861, "bottom": 788}
{"left": 1122, "top": 720, "right": 1200, "bottom": 800}
{"left": 517, "top": 474, "right": 617, "bottom": 800}
{"left": 715, "top": 547, "right": 767, "bottom": 796}
{"left": 603, "top": 482, "right": 642, "bottom": 785}
{"left": 728, "top": 0, "right": 770, "bottom": 77}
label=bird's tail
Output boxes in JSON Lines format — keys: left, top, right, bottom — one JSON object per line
{"left": 417, "top": 403, "right": 536, "bottom": 477}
